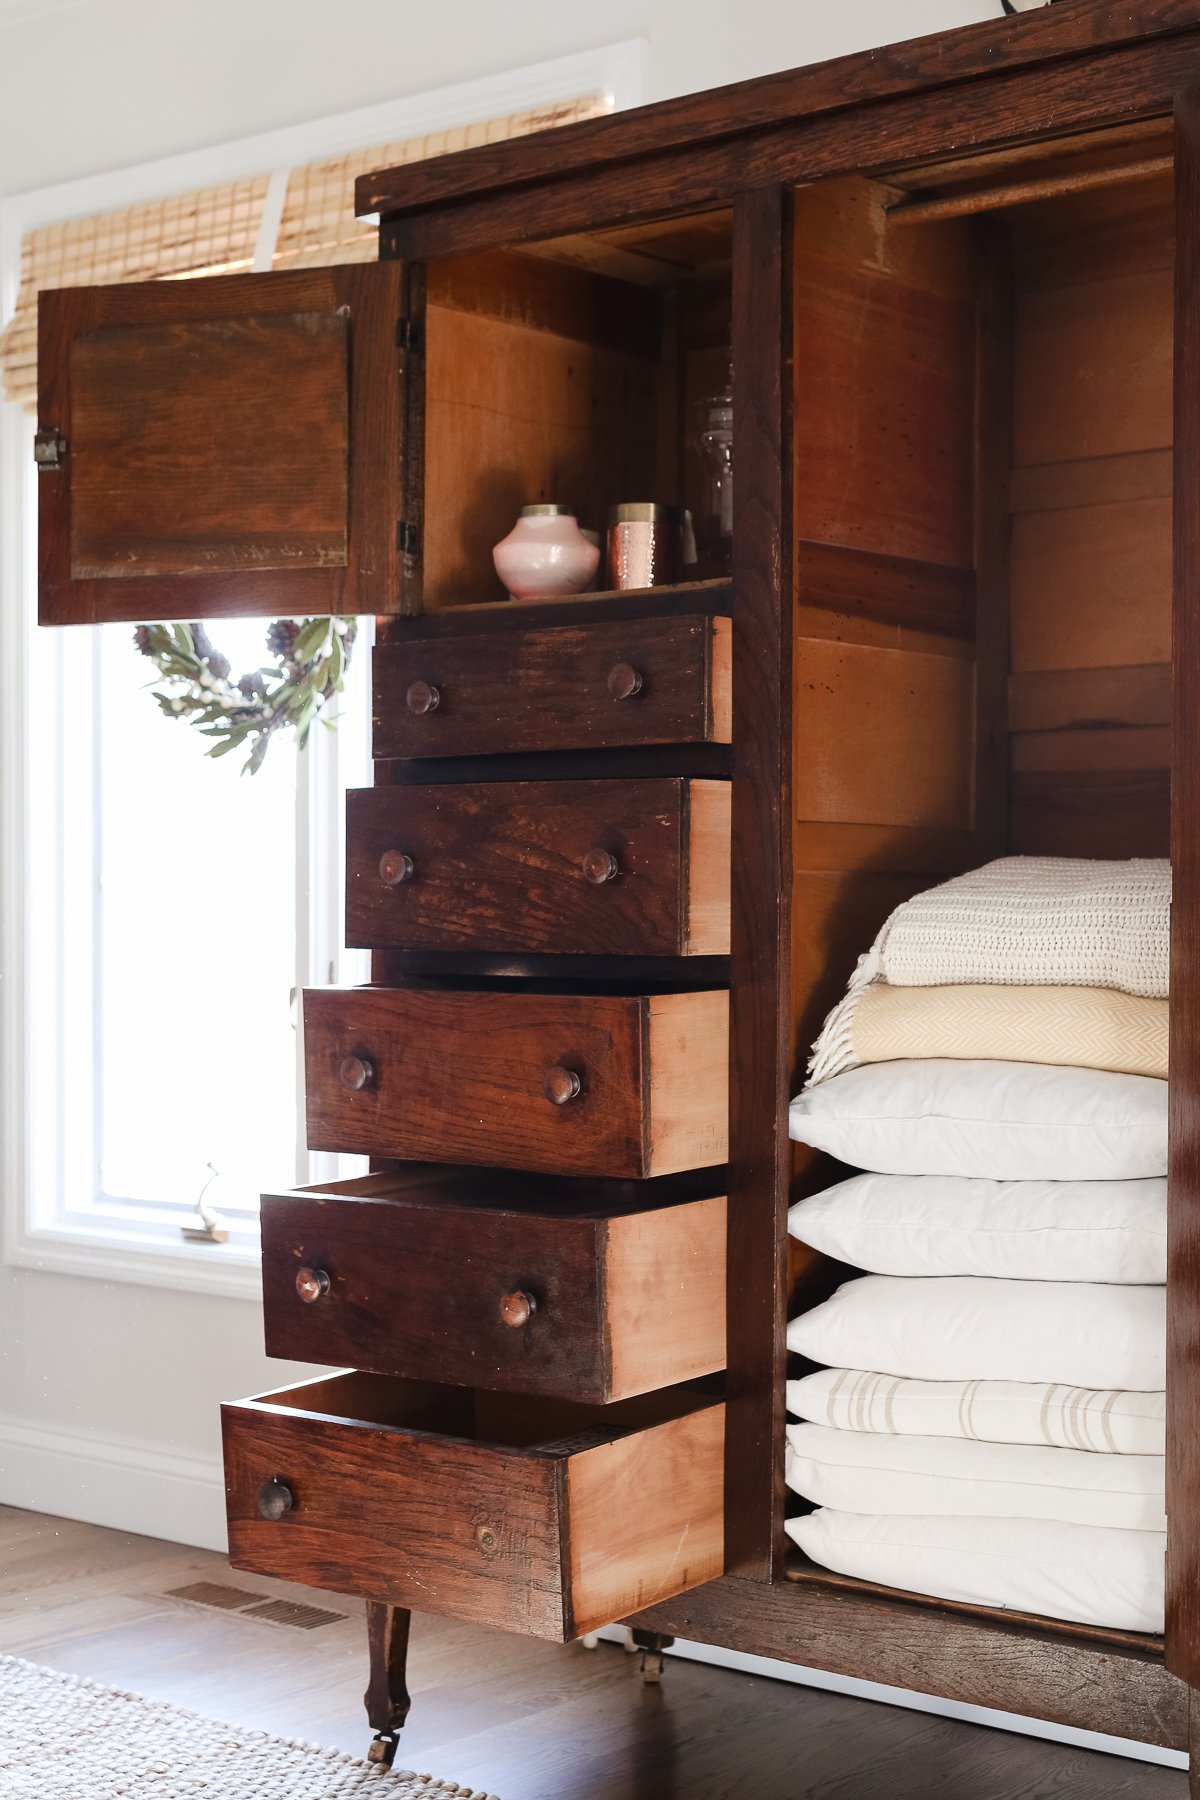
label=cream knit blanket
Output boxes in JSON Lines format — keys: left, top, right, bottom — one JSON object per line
{"left": 808, "top": 857, "right": 1171, "bottom": 1085}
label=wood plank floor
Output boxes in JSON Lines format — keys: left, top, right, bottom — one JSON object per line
{"left": 0, "top": 1505, "right": 1186, "bottom": 1799}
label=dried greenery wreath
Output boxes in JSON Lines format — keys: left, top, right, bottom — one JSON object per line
{"left": 133, "top": 616, "right": 357, "bottom": 775}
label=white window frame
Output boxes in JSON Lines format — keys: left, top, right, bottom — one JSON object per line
{"left": 0, "top": 41, "right": 647, "bottom": 1299}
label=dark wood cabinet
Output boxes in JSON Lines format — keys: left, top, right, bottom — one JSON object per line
{"left": 38, "top": 0, "right": 1200, "bottom": 1778}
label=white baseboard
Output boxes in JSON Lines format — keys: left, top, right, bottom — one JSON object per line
{"left": 595, "top": 1626, "right": 1189, "bottom": 1771}
{"left": 0, "top": 1414, "right": 226, "bottom": 1552}
{"left": 0, "top": 1418, "right": 1184, "bottom": 1773}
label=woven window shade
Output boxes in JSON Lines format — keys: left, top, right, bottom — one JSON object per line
{"left": 272, "top": 95, "right": 610, "bottom": 271}
{"left": 0, "top": 94, "right": 609, "bottom": 413}
{"left": 0, "top": 176, "right": 270, "bottom": 412}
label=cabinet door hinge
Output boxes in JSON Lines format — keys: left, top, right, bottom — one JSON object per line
{"left": 396, "top": 318, "right": 421, "bottom": 354}
{"left": 397, "top": 521, "right": 420, "bottom": 557}
{"left": 33, "top": 427, "right": 67, "bottom": 471}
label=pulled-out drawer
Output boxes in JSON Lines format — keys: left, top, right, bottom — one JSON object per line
{"left": 260, "top": 1169, "right": 727, "bottom": 1403}
{"left": 303, "top": 986, "right": 729, "bottom": 1178}
{"left": 373, "top": 612, "right": 731, "bottom": 759}
{"left": 222, "top": 1372, "right": 725, "bottom": 1641}
{"left": 345, "top": 778, "right": 730, "bottom": 958}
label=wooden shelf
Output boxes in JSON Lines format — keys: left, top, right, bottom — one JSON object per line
{"left": 626, "top": 1562, "right": 1185, "bottom": 1752}
{"left": 783, "top": 1551, "right": 1166, "bottom": 1660}
{"left": 381, "top": 579, "right": 732, "bottom": 638}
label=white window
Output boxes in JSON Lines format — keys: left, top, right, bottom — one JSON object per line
{"left": 20, "top": 577, "right": 371, "bottom": 1291}
{"left": 0, "top": 44, "right": 643, "bottom": 1297}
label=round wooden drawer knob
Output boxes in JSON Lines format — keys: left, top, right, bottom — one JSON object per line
{"left": 607, "top": 663, "right": 643, "bottom": 700}
{"left": 295, "top": 1267, "right": 331, "bottom": 1305}
{"left": 406, "top": 680, "right": 440, "bottom": 716}
{"left": 499, "top": 1289, "right": 538, "bottom": 1328}
{"left": 257, "top": 1476, "right": 295, "bottom": 1522}
{"left": 379, "top": 850, "right": 414, "bottom": 886}
{"left": 339, "top": 1055, "right": 374, "bottom": 1092}
{"left": 582, "top": 847, "right": 619, "bottom": 885}
{"left": 543, "top": 1065, "right": 582, "bottom": 1106}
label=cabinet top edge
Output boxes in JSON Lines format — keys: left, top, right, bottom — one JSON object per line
{"left": 355, "top": 2, "right": 1200, "bottom": 222}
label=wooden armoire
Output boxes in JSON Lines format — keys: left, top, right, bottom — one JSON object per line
{"left": 34, "top": 0, "right": 1200, "bottom": 1779}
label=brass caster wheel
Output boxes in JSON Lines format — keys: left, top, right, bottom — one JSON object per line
{"left": 639, "top": 1649, "right": 664, "bottom": 1684}
{"left": 368, "top": 1731, "right": 400, "bottom": 1768}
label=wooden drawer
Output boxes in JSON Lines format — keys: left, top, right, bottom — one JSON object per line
{"left": 373, "top": 613, "right": 731, "bottom": 759}
{"left": 261, "top": 1170, "right": 727, "bottom": 1403}
{"left": 222, "top": 1372, "right": 725, "bottom": 1641}
{"left": 304, "top": 986, "right": 728, "bottom": 1178}
{"left": 345, "top": 777, "right": 730, "bottom": 957}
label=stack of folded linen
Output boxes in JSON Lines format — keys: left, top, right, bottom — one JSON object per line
{"left": 785, "top": 856, "right": 1170, "bottom": 1633}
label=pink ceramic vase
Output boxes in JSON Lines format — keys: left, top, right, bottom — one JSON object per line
{"left": 493, "top": 505, "right": 600, "bottom": 599}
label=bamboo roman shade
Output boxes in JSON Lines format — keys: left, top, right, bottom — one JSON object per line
{"left": 0, "top": 94, "right": 609, "bottom": 411}
{"left": 0, "top": 177, "right": 270, "bottom": 412}
{"left": 273, "top": 97, "right": 609, "bottom": 270}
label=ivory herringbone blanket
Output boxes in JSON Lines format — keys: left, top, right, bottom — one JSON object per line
{"left": 833, "top": 982, "right": 1168, "bottom": 1081}
{"left": 808, "top": 856, "right": 1171, "bottom": 1085}
{"left": 786, "top": 1368, "right": 1166, "bottom": 1455}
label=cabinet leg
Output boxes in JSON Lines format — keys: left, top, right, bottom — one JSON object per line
{"left": 364, "top": 1601, "right": 412, "bottom": 1766}
{"left": 630, "top": 1628, "right": 674, "bottom": 1685}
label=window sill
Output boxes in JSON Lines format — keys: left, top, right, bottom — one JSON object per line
{"left": 4, "top": 1217, "right": 263, "bottom": 1300}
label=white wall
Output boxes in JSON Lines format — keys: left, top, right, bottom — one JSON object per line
{"left": 0, "top": 0, "right": 1002, "bottom": 1548}
{"left": 0, "top": 0, "right": 1002, "bottom": 196}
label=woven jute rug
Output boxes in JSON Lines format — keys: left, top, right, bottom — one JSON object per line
{"left": 0, "top": 1654, "right": 501, "bottom": 1799}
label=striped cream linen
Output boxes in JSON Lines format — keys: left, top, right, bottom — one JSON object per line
{"left": 843, "top": 982, "right": 1167, "bottom": 1080}
{"left": 787, "top": 1368, "right": 1165, "bottom": 1456}
{"left": 808, "top": 855, "right": 1170, "bottom": 1084}
{"left": 785, "top": 1424, "right": 1165, "bottom": 1530}
{"left": 786, "top": 1512, "right": 1166, "bottom": 1634}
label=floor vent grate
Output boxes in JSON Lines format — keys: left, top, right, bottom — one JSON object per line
{"left": 165, "top": 1582, "right": 263, "bottom": 1611}
{"left": 241, "top": 1598, "right": 345, "bottom": 1630}
{"left": 164, "top": 1583, "right": 345, "bottom": 1630}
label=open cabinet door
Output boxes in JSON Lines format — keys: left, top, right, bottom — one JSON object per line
{"left": 1169, "top": 90, "right": 1200, "bottom": 1691}
{"left": 37, "top": 261, "right": 416, "bottom": 624}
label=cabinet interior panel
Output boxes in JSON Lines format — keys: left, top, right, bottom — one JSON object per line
{"left": 420, "top": 236, "right": 732, "bottom": 608}
{"left": 794, "top": 639, "right": 975, "bottom": 833}
{"left": 1006, "top": 171, "right": 1174, "bottom": 858}
{"left": 789, "top": 173, "right": 989, "bottom": 1142}
{"left": 1009, "top": 498, "right": 1173, "bottom": 673}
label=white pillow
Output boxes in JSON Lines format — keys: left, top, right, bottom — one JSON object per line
{"left": 787, "top": 1510, "right": 1164, "bottom": 1634}
{"left": 785, "top": 1423, "right": 1164, "bottom": 1531}
{"left": 787, "top": 1275, "right": 1165, "bottom": 1389}
{"left": 787, "top": 1369, "right": 1165, "bottom": 1455}
{"left": 787, "top": 1172, "right": 1166, "bottom": 1282}
{"left": 788, "top": 1060, "right": 1167, "bottom": 1180}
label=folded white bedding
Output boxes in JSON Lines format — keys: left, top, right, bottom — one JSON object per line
{"left": 787, "top": 1510, "right": 1165, "bottom": 1633}
{"left": 787, "top": 1172, "right": 1167, "bottom": 1283}
{"left": 787, "top": 1368, "right": 1165, "bottom": 1455}
{"left": 787, "top": 1275, "right": 1166, "bottom": 1390}
{"left": 788, "top": 1060, "right": 1167, "bottom": 1181}
{"left": 818, "top": 854, "right": 1170, "bottom": 997}
{"left": 785, "top": 1423, "right": 1165, "bottom": 1531}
